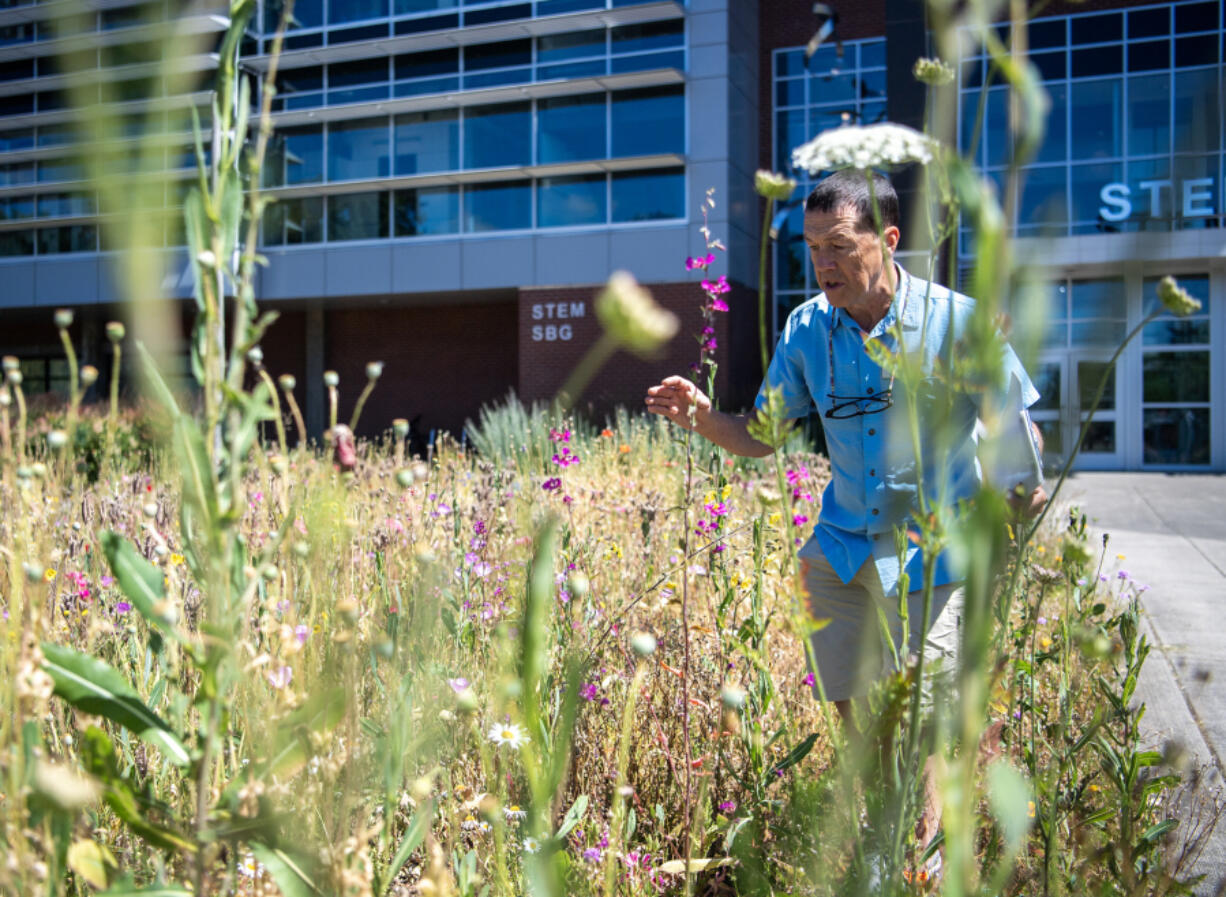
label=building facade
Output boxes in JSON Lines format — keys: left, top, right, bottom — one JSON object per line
{"left": 0, "top": 0, "right": 1221, "bottom": 470}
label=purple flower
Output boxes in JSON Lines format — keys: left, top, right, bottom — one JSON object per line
{"left": 1117, "top": 569, "right": 1131, "bottom": 581}
{"left": 582, "top": 847, "right": 602, "bottom": 863}
{"left": 802, "top": 672, "right": 816, "bottom": 688}
{"left": 448, "top": 677, "right": 471, "bottom": 693}
{"left": 685, "top": 253, "right": 715, "bottom": 271}
{"left": 267, "top": 665, "right": 293, "bottom": 689}
{"left": 115, "top": 601, "right": 131, "bottom": 614}
{"left": 711, "top": 297, "right": 729, "bottom": 312}
{"left": 472, "top": 562, "right": 492, "bottom": 578}
{"left": 295, "top": 624, "right": 309, "bottom": 645}
{"left": 473, "top": 519, "right": 487, "bottom": 535}
{"left": 100, "top": 575, "right": 114, "bottom": 587}
{"left": 542, "top": 477, "right": 562, "bottom": 492}
{"left": 718, "top": 800, "right": 736, "bottom": 813}
{"left": 580, "top": 683, "right": 599, "bottom": 701}
{"left": 793, "top": 514, "right": 809, "bottom": 526}
{"left": 1037, "top": 616, "right": 1047, "bottom": 625}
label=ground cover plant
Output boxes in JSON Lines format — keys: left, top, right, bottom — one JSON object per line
{"left": 0, "top": 1, "right": 1221, "bottom": 895}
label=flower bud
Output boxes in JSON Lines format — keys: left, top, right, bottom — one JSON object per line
{"left": 913, "top": 56, "right": 956, "bottom": 86}
{"left": 567, "top": 572, "right": 589, "bottom": 598}
{"left": 292, "top": 540, "right": 310, "bottom": 559}
{"left": 1156, "top": 275, "right": 1202, "bottom": 318}
{"left": 261, "top": 564, "right": 278, "bottom": 582}
{"left": 7, "top": 370, "right": 21, "bottom": 386}
{"left": 54, "top": 309, "right": 74, "bottom": 329}
{"left": 23, "top": 562, "right": 43, "bottom": 582}
{"left": 412, "top": 461, "right": 430, "bottom": 482}
{"left": 365, "top": 361, "right": 384, "bottom": 380}
{"left": 46, "top": 430, "right": 67, "bottom": 450}
{"left": 247, "top": 346, "right": 264, "bottom": 365}
{"left": 455, "top": 688, "right": 479, "bottom": 714}
{"left": 395, "top": 469, "right": 414, "bottom": 489}
{"left": 392, "top": 418, "right": 410, "bottom": 439}
{"left": 80, "top": 365, "right": 98, "bottom": 387}
{"left": 143, "top": 501, "right": 158, "bottom": 518}
{"left": 2, "top": 355, "right": 17, "bottom": 372}
{"left": 323, "top": 370, "right": 339, "bottom": 388}
{"left": 30, "top": 462, "right": 46, "bottom": 479}
{"left": 278, "top": 374, "right": 296, "bottom": 392}
{"left": 720, "top": 683, "right": 747, "bottom": 709}
{"left": 630, "top": 631, "right": 657, "bottom": 657}
{"left": 0, "top": 390, "right": 9, "bottom": 407}
{"left": 105, "top": 321, "right": 125, "bottom": 343}
{"left": 753, "top": 170, "right": 796, "bottom": 202}
{"left": 595, "top": 271, "right": 679, "bottom": 358}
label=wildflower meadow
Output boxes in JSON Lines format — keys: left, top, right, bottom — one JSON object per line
{"left": 1, "top": 2, "right": 1222, "bottom": 896}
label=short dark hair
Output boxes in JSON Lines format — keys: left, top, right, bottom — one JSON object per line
{"left": 804, "top": 169, "right": 899, "bottom": 233}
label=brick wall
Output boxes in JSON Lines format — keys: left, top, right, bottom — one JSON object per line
{"left": 518, "top": 279, "right": 763, "bottom": 417}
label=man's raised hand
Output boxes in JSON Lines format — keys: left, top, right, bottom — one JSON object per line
{"left": 644, "top": 375, "right": 710, "bottom": 431}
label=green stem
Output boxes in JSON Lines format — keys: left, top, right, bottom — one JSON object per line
{"left": 107, "top": 343, "right": 122, "bottom": 467}
{"left": 555, "top": 333, "right": 616, "bottom": 413}
{"left": 57, "top": 327, "right": 80, "bottom": 457}
{"left": 258, "top": 368, "right": 288, "bottom": 459}
{"left": 349, "top": 378, "right": 377, "bottom": 432}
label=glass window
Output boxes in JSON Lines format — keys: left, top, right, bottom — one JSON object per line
{"left": 394, "top": 48, "right": 457, "bottom": 80}
{"left": 1029, "top": 18, "right": 1066, "bottom": 48}
{"left": 328, "top": 118, "right": 390, "bottom": 181}
{"left": 328, "top": 58, "right": 388, "bottom": 104}
{"left": 1077, "top": 361, "right": 1115, "bottom": 411}
{"left": 1018, "top": 166, "right": 1067, "bottom": 232}
{"left": 276, "top": 66, "right": 323, "bottom": 107}
{"left": 776, "top": 49, "right": 805, "bottom": 77}
{"left": 1174, "top": 1, "right": 1218, "bottom": 33}
{"left": 394, "top": 110, "right": 457, "bottom": 174}
{"left": 537, "top": 174, "right": 606, "bottom": 227}
{"left": 0, "top": 230, "right": 33, "bottom": 255}
{"left": 264, "top": 125, "right": 323, "bottom": 187}
{"left": 1172, "top": 155, "right": 1218, "bottom": 226}
{"left": 538, "top": 94, "right": 606, "bottom": 163}
{"left": 0, "top": 129, "right": 33, "bottom": 151}
{"left": 1032, "top": 50, "right": 1066, "bottom": 81}
{"left": 463, "top": 181, "right": 530, "bottom": 232}
{"left": 465, "top": 39, "right": 530, "bottom": 71}
{"left": 1173, "top": 69, "right": 1219, "bottom": 154}
{"left": 0, "top": 195, "right": 33, "bottom": 219}
{"left": 985, "top": 87, "right": 1010, "bottom": 167}
{"left": 329, "top": 0, "right": 387, "bottom": 25}
{"left": 328, "top": 191, "right": 388, "bottom": 241}
{"left": 1127, "top": 38, "right": 1169, "bottom": 72}
{"left": 1036, "top": 82, "right": 1067, "bottom": 163}
{"left": 1071, "top": 320, "right": 1127, "bottom": 345}
{"left": 37, "top": 193, "right": 95, "bottom": 217}
{"left": 1071, "top": 45, "right": 1122, "bottom": 78}
{"left": 1128, "top": 7, "right": 1169, "bottom": 39}
{"left": 1144, "top": 350, "right": 1209, "bottom": 403}
{"left": 38, "top": 158, "right": 85, "bottom": 183}
{"left": 611, "top": 168, "right": 684, "bottom": 222}
{"left": 394, "top": 186, "right": 458, "bottom": 235}
{"left": 776, "top": 108, "right": 806, "bottom": 172}
{"left": 1144, "top": 274, "right": 1209, "bottom": 317}
{"left": 269, "top": 0, "right": 322, "bottom": 30}
{"left": 611, "top": 20, "right": 682, "bottom": 54}
{"left": 395, "top": 0, "right": 459, "bottom": 12}
{"left": 1127, "top": 74, "right": 1169, "bottom": 156}
{"left": 1145, "top": 318, "right": 1210, "bottom": 345}
{"left": 809, "top": 71, "right": 856, "bottom": 104}
{"left": 1143, "top": 408, "right": 1209, "bottom": 465}
{"left": 463, "top": 103, "right": 530, "bottom": 169}
{"left": 1071, "top": 12, "right": 1121, "bottom": 44}
{"left": 539, "top": 29, "right": 603, "bottom": 63}
{"left": 611, "top": 86, "right": 684, "bottom": 157}
{"left": 774, "top": 202, "right": 806, "bottom": 290}
{"left": 263, "top": 196, "right": 323, "bottom": 245}
{"left": 776, "top": 78, "right": 804, "bottom": 107}
{"left": 38, "top": 225, "right": 96, "bottom": 254}
{"left": 1070, "top": 79, "right": 1122, "bottom": 159}
{"left": 1175, "top": 33, "right": 1217, "bottom": 67}
{"left": 860, "top": 40, "right": 886, "bottom": 68}
{"left": 1071, "top": 278, "right": 1125, "bottom": 318}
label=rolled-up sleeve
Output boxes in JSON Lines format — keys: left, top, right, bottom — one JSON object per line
{"left": 754, "top": 309, "right": 818, "bottom": 419}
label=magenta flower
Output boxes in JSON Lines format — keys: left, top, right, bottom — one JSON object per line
{"left": 448, "top": 677, "right": 470, "bottom": 693}
{"left": 685, "top": 253, "right": 715, "bottom": 271}
{"left": 579, "top": 683, "right": 599, "bottom": 701}
{"left": 793, "top": 514, "right": 809, "bottom": 526}
{"left": 711, "top": 297, "right": 729, "bottom": 312}
{"left": 802, "top": 672, "right": 816, "bottom": 687}
{"left": 295, "top": 624, "right": 309, "bottom": 645}
{"left": 701, "top": 275, "right": 731, "bottom": 294}
{"left": 115, "top": 601, "right": 131, "bottom": 614}
{"left": 542, "top": 477, "right": 562, "bottom": 492}
{"left": 718, "top": 800, "right": 736, "bottom": 813}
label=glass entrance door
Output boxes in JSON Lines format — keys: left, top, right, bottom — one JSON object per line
{"left": 1070, "top": 355, "right": 1123, "bottom": 469}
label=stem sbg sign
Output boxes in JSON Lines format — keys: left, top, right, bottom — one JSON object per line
{"left": 1099, "top": 177, "right": 1219, "bottom": 223}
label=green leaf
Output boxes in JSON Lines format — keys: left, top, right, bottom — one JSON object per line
{"left": 987, "top": 761, "right": 1032, "bottom": 858}
{"left": 762, "top": 732, "right": 817, "bottom": 787}
{"left": 173, "top": 416, "right": 219, "bottom": 528}
{"left": 42, "top": 644, "right": 190, "bottom": 768}
{"left": 554, "top": 794, "right": 588, "bottom": 840}
{"left": 68, "top": 839, "right": 116, "bottom": 889}
{"left": 382, "top": 801, "right": 433, "bottom": 897}
{"left": 101, "top": 533, "right": 176, "bottom": 633}
{"left": 255, "top": 687, "right": 347, "bottom": 782}
{"left": 135, "top": 341, "right": 182, "bottom": 419}
{"left": 98, "top": 881, "right": 192, "bottom": 897}
{"left": 1137, "top": 818, "right": 1178, "bottom": 847}
{"left": 249, "top": 843, "right": 321, "bottom": 897}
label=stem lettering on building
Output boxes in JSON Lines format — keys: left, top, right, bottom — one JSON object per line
{"left": 530, "top": 301, "right": 586, "bottom": 342}
{"left": 1099, "top": 178, "right": 1218, "bottom": 222}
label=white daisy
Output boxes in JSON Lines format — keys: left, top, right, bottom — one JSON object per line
{"left": 461, "top": 814, "right": 480, "bottom": 831}
{"left": 488, "top": 722, "right": 530, "bottom": 749}
{"left": 523, "top": 837, "right": 541, "bottom": 854}
{"left": 503, "top": 804, "right": 527, "bottom": 822}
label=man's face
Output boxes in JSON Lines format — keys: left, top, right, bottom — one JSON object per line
{"left": 803, "top": 205, "right": 900, "bottom": 309}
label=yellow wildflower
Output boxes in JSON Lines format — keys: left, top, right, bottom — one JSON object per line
{"left": 1027, "top": 801, "right": 1036, "bottom": 818}
{"left": 170, "top": 553, "right": 185, "bottom": 566}
{"left": 43, "top": 568, "right": 56, "bottom": 582}
{"left": 720, "top": 484, "right": 732, "bottom": 501}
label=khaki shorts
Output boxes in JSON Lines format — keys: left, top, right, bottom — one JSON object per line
{"left": 800, "top": 548, "right": 963, "bottom": 706}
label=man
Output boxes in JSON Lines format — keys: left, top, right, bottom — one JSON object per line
{"left": 644, "top": 169, "right": 1044, "bottom": 859}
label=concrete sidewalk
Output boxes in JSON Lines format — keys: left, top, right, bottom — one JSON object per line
{"left": 1061, "top": 472, "right": 1225, "bottom": 894}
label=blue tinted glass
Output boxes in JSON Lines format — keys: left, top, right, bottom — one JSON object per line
{"left": 271, "top": 0, "right": 321, "bottom": 29}
{"left": 464, "top": 69, "right": 530, "bottom": 88}
{"left": 611, "top": 86, "right": 683, "bottom": 156}
{"left": 810, "top": 71, "right": 855, "bottom": 103}
{"left": 776, "top": 78, "right": 804, "bottom": 106}
{"left": 463, "top": 3, "right": 529, "bottom": 25}
{"left": 394, "top": 75, "right": 458, "bottom": 97}
{"left": 0, "top": 230, "right": 33, "bottom": 255}
{"left": 611, "top": 20, "right": 682, "bottom": 53}
{"left": 1071, "top": 278, "right": 1125, "bottom": 318}
{"left": 1071, "top": 12, "right": 1120, "bottom": 43}
{"left": 38, "top": 158, "right": 83, "bottom": 183}
{"left": 263, "top": 196, "right": 323, "bottom": 245}
{"left": 329, "top": 84, "right": 388, "bottom": 104}
{"left": 539, "top": 60, "right": 606, "bottom": 79}
{"left": 330, "top": 58, "right": 387, "bottom": 87}
{"left": 1070, "top": 79, "right": 1122, "bottom": 159}
{"left": 1, "top": 194, "right": 33, "bottom": 219}
{"left": 775, "top": 202, "right": 806, "bottom": 291}
{"left": 395, "top": 48, "right": 458, "bottom": 79}
{"left": 329, "top": 119, "right": 390, "bottom": 181}
{"left": 37, "top": 192, "right": 94, "bottom": 217}
{"left": 806, "top": 45, "right": 839, "bottom": 73}
{"left": 538, "top": 94, "right": 606, "bottom": 163}
{"left": 538, "top": 174, "right": 606, "bottom": 227}
{"left": 539, "top": 29, "right": 603, "bottom": 62}
{"left": 1125, "top": 157, "right": 1171, "bottom": 225}
{"left": 463, "top": 181, "right": 530, "bottom": 231}
{"left": 394, "top": 110, "right": 457, "bottom": 174}
{"left": 1174, "top": 69, "right": 1219, "bottom": 153}
{"left": 611, "top": 169, "right": 683, "bottom": 222}
{"left": 1072, "top": 45, "right": 1122, "bottom": 78}
{"left": 610, "top": 49, "right": 683, "bottom": 73}
{"left": 860, "top": 40, "right": 885, "bottom": 68}
{"left": 1172, "top": 155, "right": 1219, "bottom": 228}
{"left": 1128, "top": 38, "right": 1169, "bottom": 71}
{"left": 394, "top": 11, "right": 457, "bottom": 32}
{"left": 776, "top": 49, "right": 804, "bottom": 77}
{"left": 1175, "top": 1, "right": 1219, "bottom": 33}
{"left": 37, "top": 225, "right": 96, "bottom": 254}
{"left": 1032, "top": 50, "right": 1065, "bottom": 80}
{"left": 329, "top": 0, "right": 387, "bottom": 25}
{"left": 394, "top": 187, "right": 458, "bottom": 235}
{"left": 0, "top": 129, "right": 33, "bottom": 151}
{"left": 1127, "top": 74, "right": 1169, "bottom": 156}
{"left": 1036, "top": 82, "right": 1067, "bottom": 163}
{"left": 538, "top": 0, "right": 600, "bottom": 14}
{"left": 465, "top": 39, "right": 530, "bottom": 71}
{"left": 328, "top": 192, "right": 389, "bottom": 240}
{"left": 1018, "top": 166, "right": 1067, "bottom": 231}
{"left": 859, "top": 69, "right": 886, "bottom": 100}
{"left": 395, "top": 0, "right": 459, "bottom": 12}
{"left": 1128, "top": 7, "right": 1168, "bottom": 38}
{"left": 463, "top": 103, "right": 530, "bottom": 168}
{"left": 264, "top": 126, "right": 323, "bottom": 187}
{"left": 277, "top": 65, "right": 322, "bottom": 98}
{"left": 776, "top": 109, "right": 806, "bottom": 171}
{"left": 1069, "top": 161, "right": 1121, "bottom": 223}
{"left": 986, "top": 87, "right": 1009, "bottom": 167}
{"left": 1029, "top": 18, "right": 1065, "bottom": 48}
{"left": 1175, "top": 33, "right": 1218, "bottom": 67}
{"left": 860, "top": 101, "right": 886, "bottom": 124}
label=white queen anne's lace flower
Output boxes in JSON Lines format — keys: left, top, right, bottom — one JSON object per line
{"left": 791, "top": 122, "right": 935, "bottom": 175}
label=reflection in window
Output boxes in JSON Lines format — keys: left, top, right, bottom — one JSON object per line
{"left": 538, "top": 94, "right": 606, "bottom": 163}
{"left": 1143, "top": 350, "right": 1209, "bottom": 403}
{"left": 1071, "top": 279, "right": 1125, "bottom": 318}
{"left": 1127, "top": 74, "right": 1169, "bottom": 155}
{"left": 611, "top": 168, "right": 684, "bottom": 222}
{"left": 328, "top": 119, "right": 390, "bottom": 181}
{"left": 394, "top": 110, "right": 458, "bottom": 174}
{"left": 611, "top": 86, "right": 684, "bottom": 157}
{"left": 329, "top": 0, "right": 387, "bottom": 25}
{"left": 538, "top": 29, "right": 604, "bottom": 63}
{"left": 329, "top": 192, "right": 389, "bottom": 241}
{"left": 1174, "top": 69, "right": 1219, "bottom": 154}
{"left": 463, "top": 181, "right": 530, "bottom": 232}
{"left": 463, "top": 103, "right": 530, "bottom": 169}
{"left": 37, "top": 225, "right": 96, "bottom": 254}
{"left": 537, "top": 174, "right": 606, "bottom": 227}
{"left": 0, "top": 230, "right": 33, "bottom": 255}
{"left": 1144, "top": 408, "right": 1209, "bottom": 464}
{"left": 263, "top": 196, "right": 323, "bottom": 245}
{"left": 1018, "top": 166, "right": 1067, "bottom": 232}
{"left": 394, "top": 187, "right": 458, "bottom": 236}
{"left": 1070, "top": 79, "right": 1122, "bottom": 159}
{"left": 37, "top": 193, "right": 95, "bottom": 217}
{"left": 264, "top": 125, "right": 323, "bottom": 187}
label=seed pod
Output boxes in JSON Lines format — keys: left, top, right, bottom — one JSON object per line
{"left": 54, "top": 309, "right": 74, "bottom": 329}
{"left": 105, "top": 321, "right": 125, "bottom": 343}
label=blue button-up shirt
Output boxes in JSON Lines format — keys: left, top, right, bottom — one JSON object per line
{"left": 755, "top": 267, "right": 1039, "bottom": 596}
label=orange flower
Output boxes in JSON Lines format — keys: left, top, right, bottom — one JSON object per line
{"left": 600, "top": 428, "right": 614, "bottom": 438}
{"left": 618, "top": 444, "right": 631, "bottom": 454}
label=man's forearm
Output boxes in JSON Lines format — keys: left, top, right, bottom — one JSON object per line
{"left": 693, "top": 408, "right": 776, "bottom": 458}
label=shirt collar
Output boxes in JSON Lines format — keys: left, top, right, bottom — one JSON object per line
{"left": 833, "top": 263, "right": 914, "bottom": 337}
